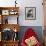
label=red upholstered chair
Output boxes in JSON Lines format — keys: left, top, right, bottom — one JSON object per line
{"left": 21, "top": 28, "right": 41, "bottom": 46}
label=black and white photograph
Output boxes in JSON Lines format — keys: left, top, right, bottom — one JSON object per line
{"left": 25, "top": 7, "right": 36, "bottom": 20}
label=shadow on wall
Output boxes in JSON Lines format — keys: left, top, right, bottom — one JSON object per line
{"left": 18, "top": 26, "right": 44, "bottom": 44}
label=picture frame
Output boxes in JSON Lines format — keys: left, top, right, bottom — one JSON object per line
{"left": 25, "top": 7, "right": 36, "bottom": 20}
{"left": 9, "top": 10, "right": 18, "bottom": 15}
{"left": 2, "top": 10, "right": 9, "bottom": 15}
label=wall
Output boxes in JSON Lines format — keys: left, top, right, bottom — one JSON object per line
{"left": 0, "top": 0, "right": 44, "bottom": 26}
{"left": 18, "top": 0, "right": 44, "bottom": 26}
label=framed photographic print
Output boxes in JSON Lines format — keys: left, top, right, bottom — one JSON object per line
{"left": 2, "top": 10, "right": 9, "bottom": 15}
{"left": 25, "top": 7, "right": 36, "bottom": 20}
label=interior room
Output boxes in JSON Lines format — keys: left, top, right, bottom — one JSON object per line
{"left": 0, "top": 0, "right": 46, "bottom": 46}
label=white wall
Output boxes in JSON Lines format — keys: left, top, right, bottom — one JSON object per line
{"left": 0, "top": 0, "right": 44, "bottom": 26}
{"left": 18, "top": 0, "right": 44, "bottom": 26}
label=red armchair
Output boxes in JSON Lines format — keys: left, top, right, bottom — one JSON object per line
{"left": 21, "top": 28, "right": 41, "bottom": 46}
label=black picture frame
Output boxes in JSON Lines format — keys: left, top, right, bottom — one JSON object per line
{"left": 25, "top": 7, "right": 36, "bottom": 20}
